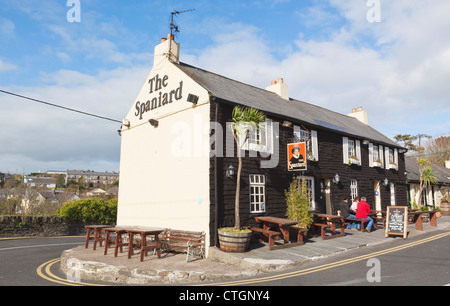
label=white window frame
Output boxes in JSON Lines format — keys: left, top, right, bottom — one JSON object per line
{"left": 350, "top": 179, "right": 358, "bottom": 201}
{"left": 343, "top": 137, "right": 361, "bottom": 165}
{"left": 390, "top": 182, "right": 396, "bottom": 205}
{"left": 384, "top": 147, "right": 398, "bottom": 170}
{"left": 369, "top": 143, "right": 384, "bottom": 167}
{"left": 239, "top": 119, "right": 274, "bottom": 154}
{"left": 293, "top": 126, "right": 319, "bottom": 161}
{"left": 249, "top": 174, "right": 266, "bottom": 213}
{"left": 297, "top": 176, "right": 316, "bottom": 210}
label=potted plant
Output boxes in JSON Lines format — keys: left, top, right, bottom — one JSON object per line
{"left": 348, "top": 155, "right": 359, "bottom": 166}
{"left": 285, "top": 176, "right": 313, "bottom": 237}
{"left": 218, "top": 106, "right": 266, "bottom": 253}
{"left": 373, "top": 158, "right": 383, "bottom": 168}
{"left": 420, "top": 205, "right": 430, "bottom": 222}
{"left": 434, "top": 206, "right": 441, "bottom": 218}
{"left": 440, "top": 194, "right": 450, "bottom": 216}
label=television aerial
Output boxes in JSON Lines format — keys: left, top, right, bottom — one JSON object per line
{"left": 170, "top": 9, "right": 195, "bottom": 37}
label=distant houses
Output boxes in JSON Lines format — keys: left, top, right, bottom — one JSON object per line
{"left": 0, "top": 169, "right": 119, "bottom": 215}
{"left": 406, "top": 157, "right": 450, "bottom": 208}
{"left": 65, "top": 170, "right": 119, "bottom": 186}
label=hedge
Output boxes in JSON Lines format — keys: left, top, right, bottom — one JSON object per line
{"left": 56, "top": 198, "right": 117, "bottom": 225}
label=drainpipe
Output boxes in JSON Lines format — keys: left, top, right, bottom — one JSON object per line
{"left": 213, "top": 97, "right": 219, "bottom": 246}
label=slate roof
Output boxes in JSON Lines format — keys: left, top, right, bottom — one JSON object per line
{"left": 405, "top": 156, "right": 450, "bottom": 184}
{"left": 176, "top": 62, "right": 402, "bottom": 148}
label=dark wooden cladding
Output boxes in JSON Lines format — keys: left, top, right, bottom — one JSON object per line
{"left": 209, "top": 100, "right": 407, "bottom": 246}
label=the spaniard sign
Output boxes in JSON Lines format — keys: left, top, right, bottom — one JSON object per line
{"left": 287, "top": 142, "right": 307, "bottom": 171}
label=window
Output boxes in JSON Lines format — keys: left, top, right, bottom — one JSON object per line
{"left": 342, "top": 137, "right": 361, "bottom": 165}
{"left": 372, "top": 145, "right": 379, "bottom": 162}
{"left": 348, "top": 139, "right": 355, "bottom": 158}
{"left": 384, "top": 147, "right": 398, "bottom": 170}
{"left": 369, "top": 143, "right": 384, "bottom": 167}
{"left": 248, "top": 124, "right": 267, "bottom": 149}
{"left": 249, "top": 174, "right": 266, "bottom": 213}
{"left": 298, "top": 176, "right": 316, "bottom": 210}
{"left": 350, "top": 179, "right": 358, "bottom": 200}
{"left": 293, "top": 126, "right": 319, "bottom": 161}
{"left": 239, "top": 120, "right": 274, "bottom": 154}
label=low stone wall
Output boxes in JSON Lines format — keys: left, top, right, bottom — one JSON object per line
{"left": 0, "top": 215, "right": 91, "bottom": 237}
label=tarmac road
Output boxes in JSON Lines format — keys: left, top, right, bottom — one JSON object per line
{"left": 200, "top": 230, "right": 450, "bottom": 286}
{"left": 0, "top": 236, "right": 86, "bottom": 286}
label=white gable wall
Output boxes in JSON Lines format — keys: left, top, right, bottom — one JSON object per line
{"left": 117, "top": 59, "right": 212, "bottom": 254}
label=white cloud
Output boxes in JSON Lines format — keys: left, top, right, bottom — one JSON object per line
{"left": 1, "top": 0, "right": 449, "bottom": 174}
{"left": 184, "top": 0, "right": 450, "bottom": 139}
{"left": 0, "top": 65, "right": 149, "bottom": 173}
{"left": 0, "top": 17, "right": 15, "bottom": 36}
{"left": 0, "top": 59, "right": 17, "bottom": 72}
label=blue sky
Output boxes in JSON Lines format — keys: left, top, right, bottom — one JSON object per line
{"left": 1, "top": 0, "right": 449, "bottom": 174}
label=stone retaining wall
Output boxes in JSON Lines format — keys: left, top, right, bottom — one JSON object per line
{"left": 0, "top": 215, "right": 92, "bottom": 237}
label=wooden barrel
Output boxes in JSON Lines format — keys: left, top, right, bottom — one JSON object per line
{"left": 218, "top": 228, "right": 251, "bottom": 253}
{"left": 440, "top": 202, "right": 450, "bottom": 216}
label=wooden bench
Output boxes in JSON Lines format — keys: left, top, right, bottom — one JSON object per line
{"left": 244, "top": 226, "right": 281, "bottom": 250}
{"left": 343, "top": 218, "right": 370, "bottom": 231}
{"left": 311, "top": 222, "right": 345, "bottom": 240}
{"left": 160, "top": 229, "right": 205, "bottom": 262}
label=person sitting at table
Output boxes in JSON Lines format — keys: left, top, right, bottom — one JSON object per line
{"left": 339, "top": 197, "right": 357, "bottom": 229}
{"left": 355, "top": 197, "right": 374, "bottom": 232}
{"left": 351, "top": 196, "right": 359, "bottom": 213}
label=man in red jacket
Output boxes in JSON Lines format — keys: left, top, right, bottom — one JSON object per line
{"left": 355, "top": 197, "right": 374, "bottom": 232}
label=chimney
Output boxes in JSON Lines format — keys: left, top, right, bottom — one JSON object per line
{"left": 153, "top": 34, "right": 180, "bottom": 67}
{"left": 348, "top": 106, "right": 368, "bottom": 125}
{"left": 266, "top": 78, "right": 289, "bottom": 100}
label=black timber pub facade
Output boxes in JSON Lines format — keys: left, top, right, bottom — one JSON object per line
{"left": 180, "top": 62, "right": 407, "bottom": 247}
{"left": 117, "top": 35, "right": 407, "bottom": 250}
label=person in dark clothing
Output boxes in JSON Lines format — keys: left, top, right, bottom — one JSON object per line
{"left": 339, "top": 197, "right": 357, "bottom": 229}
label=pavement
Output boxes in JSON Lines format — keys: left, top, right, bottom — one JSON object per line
{"left": 60, "top": 215, "right": 450, "bottom": 285}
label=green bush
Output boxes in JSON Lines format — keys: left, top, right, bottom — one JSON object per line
{"left": 285, "top": 176, "right": 313, "bottom": 228}
{"left": 56, "top": 198, "right": 117, "bottom": 224}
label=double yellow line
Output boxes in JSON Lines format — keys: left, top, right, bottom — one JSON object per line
{"left": 36, "top": 258, "right": 107, "bottom": 286}
{"left": 202, "top": 232, "right": 450, "bottom": 286}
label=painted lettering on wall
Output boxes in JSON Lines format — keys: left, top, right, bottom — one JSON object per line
{"left": 134, "top": 74, "right": 183, "bottom": 119}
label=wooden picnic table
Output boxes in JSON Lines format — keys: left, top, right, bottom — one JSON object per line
{"left": 249, "top": 216, "right": 306, "bottom": 250}
{"left": 374, "top": 209, "right": 437, "bottom": 231}
{"left": 84, "top": 225, "right": 112, "bottom": 250}
{"left": 103, "top": 227, "right": 129, "bottom": 257}
{"left": 312, "top": 213, "right": 345, "bottom": 239}
{"left": 125, "top": 227, "right": 164, "bottom": 261}
{"left": 254, "top": 216, "right": 299, "bottom": 244}
{"left": 408, "top": 210, "right": 437, "bottom": 231}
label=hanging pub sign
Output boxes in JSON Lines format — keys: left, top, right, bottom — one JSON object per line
{"left": 287, "top": 142, "right": 307, "bottom": 171}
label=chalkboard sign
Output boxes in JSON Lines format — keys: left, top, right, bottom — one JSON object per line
{"left": 385, "top": 206, "right": 408, "bottom": 239}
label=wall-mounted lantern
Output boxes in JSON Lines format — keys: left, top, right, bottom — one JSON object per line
{"left": 226, "top": 164, "right": 235, "bottom": 179}
{"left": 332, "top": 173, "right": 340, "bottom": 184}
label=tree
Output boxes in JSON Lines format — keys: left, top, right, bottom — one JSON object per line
{"left": 424, "top": 136, "right": 450, "bottom": 166}
{"left": 393, "top": 134, "right": 417, "bottom": 153}
{"left": 230, "top": 106, "right": 266, "bottom": 231}
{"left": 416, "top": 158, "right": 438, "bottom": 208}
